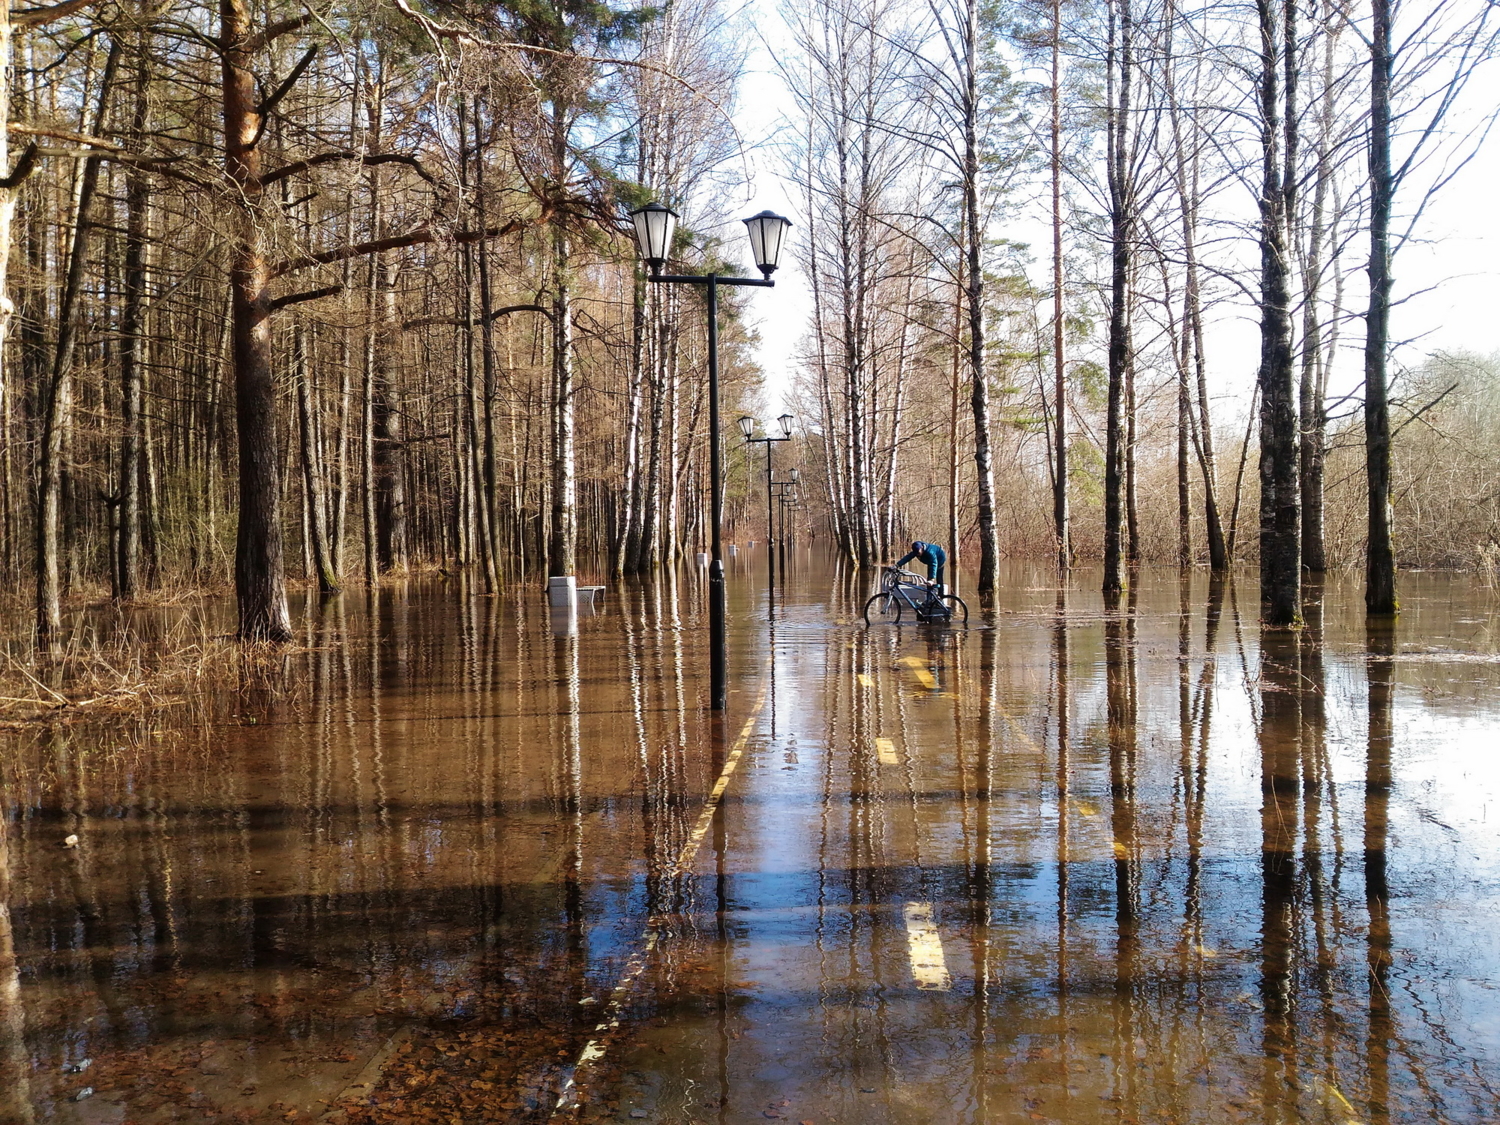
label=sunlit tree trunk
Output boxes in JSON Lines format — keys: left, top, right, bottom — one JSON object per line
{"left": 1103, "top": 0, "right": 1133, "bottom": 602}
{"left": 1257, "top": 0, "right": 1301, "bottom": 626}
{"left": 117, "top": 35, "right": 151, "bottom": 600}
{"left": 1050, "top": 0, "right": 1070, "bottom": 571}
{"left": 1363, "top": 0, "right": 1396, "bottom": 614}
{"left": 961, "top": 0, "right": 999, "bottom": 601}
{"left": 38, "top": 42, "right": 118, "bottom": 638}
{"left": 549, "top": 222, "right": 577, "bottom": 577}
{"left": 224, "top": 0, "right": 291, "bottom": 640}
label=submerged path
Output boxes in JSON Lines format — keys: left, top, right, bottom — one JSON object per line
{"left": 3, "top": 557, "right": 1500, "bottom": 1124}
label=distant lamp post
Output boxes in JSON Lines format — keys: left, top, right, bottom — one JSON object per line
{"left": 742, "top": 414, "right": 796, "bottom": 609}
{"left": 630, "top": 201, "right": 792, "bottom": 710}
{"left": 772, "top": 468, "right": 801, "bottom": 576}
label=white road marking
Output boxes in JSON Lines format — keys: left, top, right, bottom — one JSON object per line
{"left": 876, "top": 737, "right": 899, "bottom": 765}
{"left": 903, "top": 902, "right": 951, "bottom": 991}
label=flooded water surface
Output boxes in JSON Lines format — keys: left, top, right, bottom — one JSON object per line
{"left": 3, "top": 557, "right": 1499, "bottom": 1123}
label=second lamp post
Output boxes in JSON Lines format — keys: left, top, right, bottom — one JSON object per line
{"left": 739, "top": 413, "right": 794, "bottom": 600}
{"left": 630, "top": 201, "right": 792, "bottom": 711}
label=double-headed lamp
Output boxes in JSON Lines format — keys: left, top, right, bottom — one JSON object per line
{"left": 630, "top": 201, "right": 679, "bottom": 274}
{"left": 743, "top": 211, "right": 793, "bottom": 278}
{"left": 777, "top": 413, "right": 795, "bottom": 438}
{"left": 790, "top": 467, "right": 800, "bottom": 483}
{"left": 737, "top": 415, "right": 756, "bottom": 439}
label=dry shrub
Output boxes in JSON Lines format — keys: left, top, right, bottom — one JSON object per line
{"left": 0, "top": 603, "right": 287, "bottom": 724}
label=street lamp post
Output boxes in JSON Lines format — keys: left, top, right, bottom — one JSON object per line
{"left": 630, "top": 203, "right": 792, "bottom": 711}
{"left": 739, "top": 413, "right": 794, "bottom": 598}
{"left": 782, "top": 467, "right": 800, "bottom": 563}
{"left": 770, "top": 467, "right": 799, "bottom": 581}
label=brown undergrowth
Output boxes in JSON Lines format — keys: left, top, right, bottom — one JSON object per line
{"left": 0, "top": 606, "right": 297, "bottom": 727}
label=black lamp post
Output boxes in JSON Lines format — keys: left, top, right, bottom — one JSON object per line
{"left": 774, "top": 467, "right": 800, "bottom": 569}
{"left": 740, "top": 413, "right": 794, "bottom": 602}
{"left": 630, "top": 202, "right": 793, "bottom": 711}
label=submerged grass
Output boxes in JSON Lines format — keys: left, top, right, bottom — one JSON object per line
{"left": 0, "top": 602, "right": 291, "bottom": 726}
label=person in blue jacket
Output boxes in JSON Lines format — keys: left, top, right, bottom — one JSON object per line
{"left": 894, "top": 540, "right": 946, "bottom": 588}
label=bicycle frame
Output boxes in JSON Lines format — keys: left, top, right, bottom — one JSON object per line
{"left": 881, "top": 569, "right": 946, "bottom": 618}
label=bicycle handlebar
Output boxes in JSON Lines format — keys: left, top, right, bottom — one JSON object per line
{"left": 883, "top": 566, "right": 926, "bottom": 581}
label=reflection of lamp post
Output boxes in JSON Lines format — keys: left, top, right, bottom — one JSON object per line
{"left": 740, "top": 413, "right": 794, "bottom": 601}
{"left": 630, "top": 203, "right": 792, "bottom": 711}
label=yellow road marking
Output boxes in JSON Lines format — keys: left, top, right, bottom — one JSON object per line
{"left": 553, "top": 688, "right": 768, "bottom": 1116}
{"left": 1315, "top": 1079, "right": 1364, "bottom": 1124}
{"left": 904, "top": 902, "right": 951, "bottom": 991}
{"left": 899, "top": 657, "right": 937, "bottom": 689}
{"left": 858, "top": 673, "right": 874, "bottom": 688}
{"left": 876, "top": 737, "right": 899, "bottom": 765}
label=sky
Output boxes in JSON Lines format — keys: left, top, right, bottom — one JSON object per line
{"left": 717, "top": 0, "right": 1500, "bottom": 429}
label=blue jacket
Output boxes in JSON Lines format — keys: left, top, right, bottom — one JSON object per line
{"left": 895, "top": 541, "right": 946, "bottom": 579}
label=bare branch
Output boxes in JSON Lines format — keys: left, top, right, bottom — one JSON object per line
{"left": 256, "top": 46, "right": 319, "bottom": 118}
{"left": 271, "top": 284, "right": 344, "bottom": 312}
{"left": 0, "top": 141, "right": 38, "bottom": 189}
{"left": 262, "top": 150, "right": 439, "bottom": 188}
{"left": 10, "top": 0, "right": 101, "bottom": 30}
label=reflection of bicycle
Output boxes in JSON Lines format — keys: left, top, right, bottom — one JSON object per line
{"left": 864, "top": 566, "right": 968, "bottom": 626}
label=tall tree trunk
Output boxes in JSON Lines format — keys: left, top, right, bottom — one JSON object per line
{"left": 117, "top": 35, "right": 151, "bottom": 601}
{"left": 1162, "top": 4, "right": 1227, "bottom": 572}
{"left": 1177, "top": 320, "right": 1192, "bottom": 569}
{"left": 295, "top": 322, "right": 339, "bottom": 591}
{"left": 1363, "top": 0, "right": 1397, "bottom": 614}
{"left": 948, "top": 277, "right": 962, "bottom": 580}
{"left": 1299, "top": 11, "right": 1334, "bottom": 575}
{"left": 618, "top": 269, "right": 646, "bottom": 576}
{"left": 472, "top": 98, "right": 503, "bottom": 590}
{"left": 1125, "top": 338, "right": 1140, "bottom": 566}
{"left": 1103, "top": 0, "right": 1133, "bottom": 602}
{"left": 224, "top": 0, "right": 291, "bottom": 641}
{"left": 372, "top": 251, "right": 406, "bottom": 573}
{"left": 963, "top": 0, "right": 999, "bottom": 602}
{"left": 38, "top": 41, "right": 119, "bottom": 639}
{"left": 1257, "top": 0, "right": 1301, "bottom": 626}
{"left": 0, "top": 7, "right": 38, "bottom": 584}
{"left": 549, "top": 222, "right": 576, "bottom": 577}
{"left": 1050, "top": 0, "right": 1069, "bottom": 571}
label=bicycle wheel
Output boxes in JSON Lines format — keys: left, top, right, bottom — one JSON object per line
{"left": 938, "top": 594, "right": 968, "bottom": 625}
{"left": 863, "top": 591, "right": 903, "bottom": 625}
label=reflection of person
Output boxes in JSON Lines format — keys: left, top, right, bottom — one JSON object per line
{"left": 894, "top": 540, "right": 946, "bottom": 587}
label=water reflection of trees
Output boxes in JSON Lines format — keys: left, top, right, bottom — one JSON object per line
{"left": 0, "top": 577, "right": 712, "bottom": 1115}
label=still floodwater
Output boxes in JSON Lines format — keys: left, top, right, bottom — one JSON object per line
{"left": 3, "top": 556, "right": 1499, "bottom": 1124}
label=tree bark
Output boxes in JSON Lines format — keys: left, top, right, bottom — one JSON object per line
{"left": 549, "top": 223, "right": 577, "bottom": 577}
{"left": 1256, "top": 0, "right": 1301, "bottom": 626}
{"left": 117, "top": 33, "right": 151, "bottom": 601}
{"left": 38, "top": 40, "right": 119, "bottom": 638}
{"left": 1298, "top": 10, "right": 1334, "bottom": 575}
{"left": 1051, "top": 0, "right": 1069, "bottom": 571}
{"left": 372, "top": 251, "right": 406, "bottom": 573}
{"left": 294, "top": 322, "right": 339, "bottom": 591}
{"left": 963, "top": 0, "right": 999, "bottom": 602}
{"left": 224, "top": 0, "right": 291, "bottom": 641}
{"left": 1103, "top": 0, "right": 1132, "bottom": 603}
{"left": 1364, "top": 0, "right": 1397, "bottom": 614}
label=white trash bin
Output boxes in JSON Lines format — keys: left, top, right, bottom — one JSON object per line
{"left": 547, "top": 575, "right": 577, "bottom": 609}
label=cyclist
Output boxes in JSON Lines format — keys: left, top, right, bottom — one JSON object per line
{"left": 893, "top": 540, "right": 946, "bottom": 590}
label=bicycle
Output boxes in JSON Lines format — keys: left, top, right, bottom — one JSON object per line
{"left": 863, "top": 566, "right": 968, "bottom": 626}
